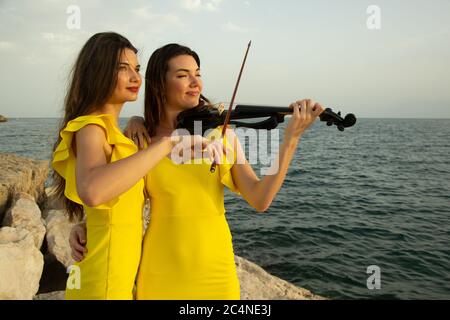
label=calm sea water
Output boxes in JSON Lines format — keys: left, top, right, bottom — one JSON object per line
{"left": 1, "top": 118, "right": 449, "bottom": 299}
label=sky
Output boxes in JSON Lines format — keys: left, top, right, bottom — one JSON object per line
{"left": 0, "top": 0, "right": 449, "bottom": 118}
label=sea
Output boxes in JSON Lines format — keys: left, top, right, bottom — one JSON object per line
{"left": 1, "top": 117, "right": 449, "bottom": 299}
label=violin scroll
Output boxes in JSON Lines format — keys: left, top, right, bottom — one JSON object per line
{"left": 319, "top": 108, "right": 356, "bottom": 131}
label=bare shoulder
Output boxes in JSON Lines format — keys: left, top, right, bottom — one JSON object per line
{"left": 76, "top": 124, "right": 108, "bottom": 143}
{"left": 74, "top": 124, "right": 112, "bottom": 157}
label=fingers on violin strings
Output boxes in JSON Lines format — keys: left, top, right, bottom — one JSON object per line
{"left": 291, "top": 102, "right": 300, "bottom": 118}
{"left": 306, "top": 99, "right": 312, "bottom": 108}
{"left": 301, "top": 101, "right": 309, "bottom": 121}
{"left": 301, "top": 99, "right": 307, "bottom": 108}
{"left": 299, "top": 100, "right": 307, "bottom": 114}
{"left": 307, "top": 99, "right": 315, "bottom": 112}
{"left": 313, "top": 103, "right": 324, "bottom": 116}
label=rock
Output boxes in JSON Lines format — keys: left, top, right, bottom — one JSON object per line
{"left": 0, "top": 153, "right": 48, "bottom": 223}
{"left": 45, "top": 209, "right": 75, "bottom": 268}
{"left": 33, "top": 291, "right": 65, "bottom": 300}
{"left": 0, "top": 227, "right": 44, "bottom": 299}
{"left": 3, "top": 192, "right": 46, "bottom": 249}
{"left": 235, "top": 255, "right": 324, "bottom": 300}
{"left": 0, "top": 115, "right": 7, "bottom": 122}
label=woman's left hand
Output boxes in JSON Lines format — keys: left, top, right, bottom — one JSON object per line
{"left": 124, "top": 116, "right": 151, "bottom": 149}
{"left": 284, "top": 99, "right": 324, "bottom": 141}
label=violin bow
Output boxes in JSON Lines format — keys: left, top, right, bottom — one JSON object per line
{"left": 210, "top": 40, "right": 252, "bottom": 173}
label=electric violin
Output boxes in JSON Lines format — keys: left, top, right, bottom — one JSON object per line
{"left": 176, "top": 40, "right": 357, "bottom": 172}
{"left": 176, "top": 104, "right": 357, "bottom": 135}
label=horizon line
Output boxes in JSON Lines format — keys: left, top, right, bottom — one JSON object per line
{"left": 2, "top": 116, "right": 450, "bottom": 120}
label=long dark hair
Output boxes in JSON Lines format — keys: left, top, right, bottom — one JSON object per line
{"left": 144, "top": 43, "right": 213, "bottom": 136}
{"left": 52, "top": 32, "right": 138, "bottom": 222}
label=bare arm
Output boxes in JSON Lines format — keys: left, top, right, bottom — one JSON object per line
{"left": 75, "top": 124, "right": 176, "bottom": 207}
{"left": 230, "top": 99, "right": 324, "bottom": 212}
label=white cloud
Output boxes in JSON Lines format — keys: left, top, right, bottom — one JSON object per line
{"left": 182, "top": 0, "right": 201, "bottom": 11}
{"left": 133, "top": 6, "right": 156, "bottom": 19}
{"left": 41, "top": 32, "right": 55, "bottom": 41}
{"left": 132, "top": 6, "right": 182, "bottom": 26}
{"left": 40, "top": 32, "right": 79, "bottom": 44}
{"left": 222, "top": 21, "right": 248, "bottom": 33}
{"left": 182, "top": 0, "right": 223, "bottom": 12}
{"left": 0, "top": 41, "right": 15, "bottom": 50}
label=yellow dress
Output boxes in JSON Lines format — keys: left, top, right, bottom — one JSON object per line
{"left": 136, "top": 127, "right": 241, "bottom": 300}
{"left": 52, "top": 114, "right": 145, "bottom": 300}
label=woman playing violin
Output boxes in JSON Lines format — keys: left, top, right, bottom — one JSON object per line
{"left": 70, "top": 43, "right": 324, "bottom": 299}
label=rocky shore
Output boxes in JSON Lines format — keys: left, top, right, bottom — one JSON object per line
{"left": 0, "top": 115, "right": 7, "bottom": 122}
{"left": 0, "top": 152, "right": 324, "bottom": 300}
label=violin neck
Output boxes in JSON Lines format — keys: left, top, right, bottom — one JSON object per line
{"left": 233, "top": 104, "right": 343, "bottom": 122}
{"left": 233, "top": 104, "right": 292, "bottom": 117}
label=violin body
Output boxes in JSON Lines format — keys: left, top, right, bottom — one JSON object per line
{"left": 176, "top": 104, "right": 357, "bottom": 135}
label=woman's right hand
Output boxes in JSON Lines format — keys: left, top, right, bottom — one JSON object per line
{"left": 169, "top": 134, "right": 226, "bottom": 164}
{"left": 124, "top": 116, "right": 151, "bottom": 149}
{"left": 69, "top": 222, "right": 87, "bottom": 262}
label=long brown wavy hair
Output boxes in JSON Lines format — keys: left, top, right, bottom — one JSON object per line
{"left": 144, "top": 43, "right": 213, "bottom": 137}
{"left": 52, "top": 32, "right": 138, "bottom": 222}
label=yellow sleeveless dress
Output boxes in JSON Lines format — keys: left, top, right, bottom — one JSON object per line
{"left": 52, "top": 114, "right": 145, "bottom": 300}
{"left": 136, "top": 127, "right": 241, "bottom": 300}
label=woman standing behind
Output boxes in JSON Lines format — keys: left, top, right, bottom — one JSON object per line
{"left": 52, "top": 33, "right": 207, "bottom": 299}
{"left": 134, "top": 44, "right": 324, "bottom": 299}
